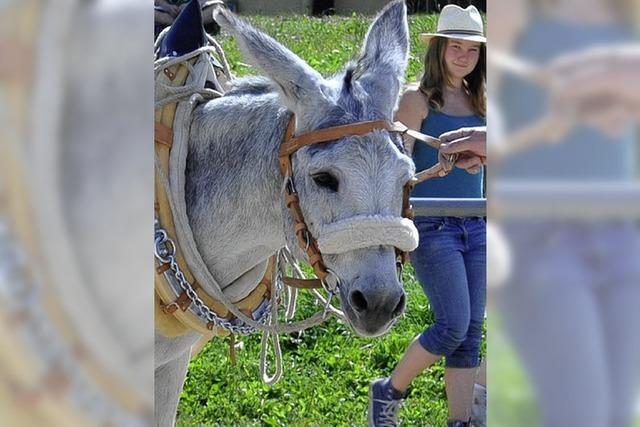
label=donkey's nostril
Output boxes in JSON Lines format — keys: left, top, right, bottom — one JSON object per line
{"left": 392, "top": 293, "right": 406, "bottom": 317}
{"left": 349, "top": 290, "right": 368, "bottom": 313}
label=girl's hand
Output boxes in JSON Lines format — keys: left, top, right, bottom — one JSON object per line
{"left": 439, "top": 127, "right": 486, "bottom": 173}
{"left": 439, "top": 126, "right": 487, "bottom": 157}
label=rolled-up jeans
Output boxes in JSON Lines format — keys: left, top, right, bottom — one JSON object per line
{"left": 410, "top": 216, "right": 487, "bottom": 368}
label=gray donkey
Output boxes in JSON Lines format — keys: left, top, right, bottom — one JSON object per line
{"left": 155, "top": 1, "right": 414, "bottom": 425}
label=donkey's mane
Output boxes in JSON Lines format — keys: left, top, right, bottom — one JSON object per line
{"left": 225, "top": 75, "right": 278, "bottom": 97}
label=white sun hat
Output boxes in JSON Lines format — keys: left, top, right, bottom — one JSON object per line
{"left": 420, "top": 5, "right": 486, "bottom": 44}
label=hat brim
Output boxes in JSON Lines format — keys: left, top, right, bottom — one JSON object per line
{"left": 419, "top": 33, "right": 486, "bottom": 44}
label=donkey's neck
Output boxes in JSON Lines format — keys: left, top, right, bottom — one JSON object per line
{"left": 185, "top": 89, "right": 289, "bottom": 301}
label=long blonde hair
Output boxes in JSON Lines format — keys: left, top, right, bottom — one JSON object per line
{"left": 418, "top": 37, "right": 486, "bottom": 117}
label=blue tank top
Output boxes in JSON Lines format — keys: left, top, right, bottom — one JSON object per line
{"left": 412, "top": 109, "right": 485, "bottom": 198}
{"left": 498, "top": 18, "right": 636, "bottom": 181}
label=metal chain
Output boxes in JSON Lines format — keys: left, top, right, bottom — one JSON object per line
{"left": 154, "top": 218, "right": 272, "bottom": 335}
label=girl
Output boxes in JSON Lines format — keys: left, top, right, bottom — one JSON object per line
{"left": 368, "top": 5, "right": 486, "bottom": 427}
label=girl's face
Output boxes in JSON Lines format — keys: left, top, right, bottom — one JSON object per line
{"left": 443, "top": 38, "right": 482, "bottom": 81}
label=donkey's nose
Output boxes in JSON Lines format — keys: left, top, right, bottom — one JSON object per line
{"left": 349, "top": 289, "right": 369, "bottom": 313}
{"left": 392, "top": 293, "right": 406, "bottom": 317}
{"left": 348, "top": 287, "right": 405, "bottom": 317}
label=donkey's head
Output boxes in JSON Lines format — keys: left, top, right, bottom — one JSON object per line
{"left": 214, "top": 1, "right": 415, "bottom": 336}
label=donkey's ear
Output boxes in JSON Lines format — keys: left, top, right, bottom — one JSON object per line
{"left": 353, "top": 0, "right": 409, "bottom": 119}
{"left": 214, "top": 7, "right": 327, "bottom": 112}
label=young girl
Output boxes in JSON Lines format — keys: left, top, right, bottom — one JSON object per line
{"left": 368, "top": 5, "right": 486, "bottom": 427}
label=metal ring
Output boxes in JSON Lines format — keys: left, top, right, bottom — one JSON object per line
{"left": 285, "top": 175, "right": 296, "bottom": 194}
{"left": 321, "top": 267, "right": 342, "bottom": 294}
{"left": 396, "top": 261, "right": 404, "bottom": 283}
{"left": 154, "top": 237, "right": 176, "bottom": 263}
{"left": 154, "top": 228, "right": 168, "bottom": 246}
{"left": 304, "top": 230, "right": 311, "bottom": 252}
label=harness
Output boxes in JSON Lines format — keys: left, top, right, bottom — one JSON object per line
{"left": 153, "top": 32, "right": 458, "bottom": 384}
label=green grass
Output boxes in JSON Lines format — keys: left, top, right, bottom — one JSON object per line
{"left": 177, "top": 13, "right": 481, "bottom": 427}
{"left": 178, "top": 266, "right": 453, "bottom": 426}
{"left": 216, "top": 14, "right": 439, "bottom": 81}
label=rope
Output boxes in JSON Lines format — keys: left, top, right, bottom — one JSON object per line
{"left": 259, "top": 252, "right": 284, "bottom": 384}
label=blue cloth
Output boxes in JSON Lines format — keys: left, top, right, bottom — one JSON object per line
{"left": 411, "top": 217, "right": 486, "bottom": 368}
{"left": 494, "top": 19, "right": 640, "bottom": 426}
{"left": 412, "top": 109, "right": 485, "bottom": 198}
{"left": 158, "top": 0, "right": 206, "bottom": 58}
{"left": 409, "top": 107, "right": 486, "bottom": 368}
{"left": 498, "top": 18, "right": 636, "bottom": 181}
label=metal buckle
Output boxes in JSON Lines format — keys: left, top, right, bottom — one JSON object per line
{"left": 285, "top": 174, "right": 296, "bottom": 194}
{"left": 304, "top": 230, "right": 311, "bottom": 251}
{"left": 396, "top": 259, "right": 404, "bottom": 283}
{"left": 321, "top": 268, "right": 341, "bottom": 294}
{"left": 321, "top": 268, "right": 341, "bottom": 318}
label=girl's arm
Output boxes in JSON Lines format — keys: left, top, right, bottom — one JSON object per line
{"left": 394, "top": 89, "right": 428, "bottom": 155}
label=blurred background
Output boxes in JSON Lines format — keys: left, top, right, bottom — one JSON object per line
{"left": 0, "top": 0, "right": 153, "bottom": 425}
{"left": 488, "top": 0, "right": 640, "bottom": 426}
{"left": 2, "top": 0, "right": 639, "bottom": 425}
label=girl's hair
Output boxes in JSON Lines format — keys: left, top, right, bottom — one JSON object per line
{"left": 418, "top": 37, "right": 486, "bottom": 117}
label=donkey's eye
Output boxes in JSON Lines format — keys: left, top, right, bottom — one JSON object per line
{"left": 311, "top": 172, "right": 339, "bottom": 192}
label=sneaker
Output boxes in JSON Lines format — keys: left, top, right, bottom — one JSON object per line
{"left": 447, "top": 421, "right": 469, "bottom": 427}
{"left": 368, "top": 377, "right": 407, "bottom": 427}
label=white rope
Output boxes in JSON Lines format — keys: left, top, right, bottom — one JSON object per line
{"left": 259, "top": 252, "right": 284, "bottom": 385}
{"left": 205, "top": 34, "right": 233, "bottom": 81}
{"left": 280, "top": 250, "right": 298, "bottom": 320}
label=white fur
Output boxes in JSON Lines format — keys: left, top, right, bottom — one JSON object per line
{"left": 317, "top": 215, "right": 418, "bottom": 254}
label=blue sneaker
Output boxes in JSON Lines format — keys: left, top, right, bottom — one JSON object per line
{"left": 368, "top": 377, "right": 407, "bottom": 427}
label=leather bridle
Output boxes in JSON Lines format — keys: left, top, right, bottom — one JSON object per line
{"left": 277, "top": 114, "right": 455, "bottom": 285}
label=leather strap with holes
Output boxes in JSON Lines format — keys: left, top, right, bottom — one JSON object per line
{"left": 278, "top": 119, "right": 441, "bottom": 175}
{"left": 396, "top": 178, "right": 417, "bottom": 265}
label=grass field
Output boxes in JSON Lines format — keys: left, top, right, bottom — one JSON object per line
{"left": 178, "top": 266, "right": 454, "bottom": 426}
{"left": 177, "top": 12, "right": 477, "bottom": 427}
{"left": 215, "top": 13, "right": 438, "bottom": 84}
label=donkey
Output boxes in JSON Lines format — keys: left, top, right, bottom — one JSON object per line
{"left": 155, "top": 1, "right": 414, "bottom": 424}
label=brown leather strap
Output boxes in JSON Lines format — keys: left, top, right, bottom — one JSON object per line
{"left": 175, "top": 280, "right": 200, "bottom": 311}
{"left": 280, "top": 119, "right": 390, "bottom": 158}
{"left": 390, "top": 121, "right": 441, "bottom": 149}
{"left": 163, "top": 67, "right": 176, "bottom": 81}
{"left": 156, "top": 263, "right": 171, "bottom": 274}
{"left": 155, "top": 122, "right": 174, "bottom": 148}
{"left": 414, "top": 152, "right": 458, "bottom": 184}
{"left": 415, "top": 163, "right": 448, "bottom": 183}
{"left": 279, "top": 116, "right": 297, "bottom": 175}
{"left": 401, "top": 179, "right": 416, "bottom": 220}
{"left": 282, "top": 277, "right": 323, "bottom": 289}
{"left": 396, "top": 179, "right": 417, "bottom": 267}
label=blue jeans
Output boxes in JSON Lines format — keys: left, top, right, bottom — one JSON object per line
{"left": 410, "top": 216, "right": 486, "bottom": 368}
